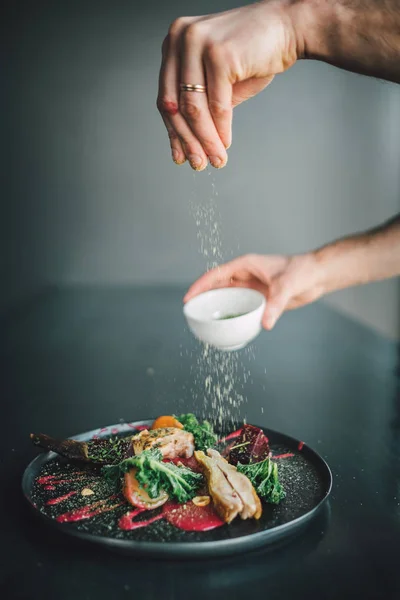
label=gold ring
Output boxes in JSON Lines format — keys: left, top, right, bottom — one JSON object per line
{"left": 180, "top": 83, "right": 207, "bottom": 93}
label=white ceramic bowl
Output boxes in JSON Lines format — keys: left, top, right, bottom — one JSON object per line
{"left": 183, "top": 288, "right": 266, "bottom": 351}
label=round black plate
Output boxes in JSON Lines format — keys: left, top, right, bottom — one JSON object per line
{"left": 22, "top": 420, "right": 332, "bottom": 558}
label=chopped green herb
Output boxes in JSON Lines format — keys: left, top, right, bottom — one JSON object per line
{"left": 176, "top": 413, "right": 217, "bottom": 452}
{"left": 237, "top": 458, "right": 285, "bottom": 504}
{"left": 102, "top": 448, "right": 203, "bottom": 503}
{"left": 229, "top": 441, "right": 250, "bottom": 451}
{"left": 87, "top": 437, "right": 131, "bottom": 464}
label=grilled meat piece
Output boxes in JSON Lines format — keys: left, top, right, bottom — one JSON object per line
{"left": 31, "top": 427, "right": 194, "bottom": 465}
{"left": 132, "top": 427, "right": 194, "bottom": 459}
{"left": 194, "top": 449, "right": 262, "bottom": 523}
{"left": 207, "top": 449, "right": 262, "bottom": 520}
{"left": 30, "top": 433, "right": 131, "bottom": 466}
{"left": 194, "top": 451, "right": 243, "bottom": 523}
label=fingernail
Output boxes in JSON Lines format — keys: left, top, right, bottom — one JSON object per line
{"left": 266, "top": 318, "right": 276, "bottom": 330}
{"left": 209, "top": 156, "right": 223, "bottom": 168}
{"left": 188, "top": 155, "right": 204, "bottom": 170}
{"left": 264, "top": 308, "right": 277, "bottom": 330}
{"left": 172, "top": 149, "right": 185, "bottom": 165}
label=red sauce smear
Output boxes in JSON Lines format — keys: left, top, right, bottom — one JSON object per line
{"left": 119, "top": 508, "right": 164, "bottom": 531}
{"left": 118, "top": 500, "right": 224, "bottom": 532}
{"left": 298, "top": 441, "right": 304, "bottom": 451}
{"left": 37, "top": 473, "right": 85, "bottom": 490}
{"left": 37, "top": 473, "right": 85, "bottom": 485}
{"left": 163, "top": 501, "right": 224, "bottom": 532}
{"left": 56, "top": 496, "right": 124, "bottom": 523}
{"left": 218, "top": 428, "right": 243, "bottom": 443}
{"left": 135, "top": 425, "right": 149, "bottom": 432}
{"left": 46, "top": 491, "right": 77, "bottom": 505}
{"left": 273, "top": 453, "right": 294, "bottom": 460}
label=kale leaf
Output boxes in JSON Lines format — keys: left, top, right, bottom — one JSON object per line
{"left": 237, "top": 457, "right": 285, "bottom": 504}
{"left": 102, "top": 448, "right": 203, "bottom": 503}
{"left": 176, "top": 413, "right": 217, "bottom": 452}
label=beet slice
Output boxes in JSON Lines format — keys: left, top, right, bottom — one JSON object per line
{"left": 228, "top": 424, "right": 270, "bottom": 465}
{"left": 163, "top": 500, "right": 224, "bottom": 531}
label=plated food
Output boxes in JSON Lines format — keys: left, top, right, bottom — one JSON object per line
{"left": 24, "top": 417, "right": 332, "bottom": 556}
{"left": 30, "top": 415, "right": 285, "bottom": 530}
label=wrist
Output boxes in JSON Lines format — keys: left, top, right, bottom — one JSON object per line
{"left": 312, "top": 233, "right": 373, "bottom": 295}
{"left": 286, "top": 0, "right": 348, "bottom": 62}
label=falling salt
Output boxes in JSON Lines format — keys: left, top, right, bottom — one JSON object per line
{"left": 188, "top": 171, "right": 251, "bottom": 430}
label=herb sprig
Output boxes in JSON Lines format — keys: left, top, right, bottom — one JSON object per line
{"left": 87, "top": 437, "right": 131, "bottom": 464}
{"left": 102, "top": 448, "right": 203, "bottom": 503}
{"left": 176, "top": 413, "right": 217, "bottom": 452}
{"left": 237, "top": 458, "right": 285, "bottom": 504}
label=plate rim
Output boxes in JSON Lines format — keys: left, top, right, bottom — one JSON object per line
{"left": 22, "top": 420, "right": 333, "bottom": 556}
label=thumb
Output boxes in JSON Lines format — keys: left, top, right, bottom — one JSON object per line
{"left": 232, "top": 76, "right": 274, "bottom": 108}
{"left": 262, "top": 284, "right": 291, "bottom": 331}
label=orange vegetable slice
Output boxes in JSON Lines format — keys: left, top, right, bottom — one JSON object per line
{"left": 123, "top": 468, "right": 168, "bottom": 510}
{"left": 151, "top": 415, "right": 184, "bottom": 430}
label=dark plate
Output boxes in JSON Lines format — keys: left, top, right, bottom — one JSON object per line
{"left": 22, "top": 420, "right": 332, "bottom": 558}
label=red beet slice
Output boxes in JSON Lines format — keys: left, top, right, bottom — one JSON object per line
{"left": 163, "top": 500, "right": 224, "bottom": 531}
{"left": 228, "top": 424, "right": 270, "bottom": 465}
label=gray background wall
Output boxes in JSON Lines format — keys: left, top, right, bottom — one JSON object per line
{"left": 2, "top": 0, "right": 400, "bottom": 337}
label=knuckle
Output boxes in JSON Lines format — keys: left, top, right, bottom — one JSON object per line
{"left": 157, "top": 97, "right": 179, "bottom": 116}
{"left": 168, "top": 17, "right": 189, "bottom": 37}
{"left": 204, "top": 41, "right": 234, "bottom": 66}
{"left": 184, "top": 22, "right": 206, "bottom": 44}
{"left": 180, "top": 99, "right": 201, "bottom": 120}
{"left": 208, "top": 98, "right": 231, "bottom": 119}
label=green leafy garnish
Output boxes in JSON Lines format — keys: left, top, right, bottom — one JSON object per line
{"left": 102, "top": 448, "right": 203, "bottom": 503}
{"left": 176, "top": 413, "right": 217, "bottom": 452}
{"left": 87, "top": 436, "right": 131, "bottom": 464}
{"left": 237, "top": 458, "right": 285, "bottom": 504}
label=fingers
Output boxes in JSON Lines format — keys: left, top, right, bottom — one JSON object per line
{"left": 180, "top": 25, "right": 228, "bottom": 167}
{"left": 183, "top": 256, "right": 258, "bottom": 302}
{"left": 204, "top": 54, "right": 233, "bottom": 149}
{"left": 160, "top": 113, "right": 186, "bottom": 165}
{"left": 184, "top": 261, "right": 239, "bottom": 302}
{"left": 262, "top": 279, "right": 292, "bottom": 331}
{"left": 157, "top": 22, "right": 208, "bottom": 171}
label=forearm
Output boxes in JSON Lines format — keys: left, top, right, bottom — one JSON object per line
{"left": 291, "top": 0, "right": 400, "bottom": 83}
{"left": 314, "top": 215, "right": 400, "bottom": 294}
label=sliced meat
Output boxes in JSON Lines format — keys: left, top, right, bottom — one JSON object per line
{"left": 207, "top": 449, "right": 262, "bottom": 520}
{"left": 132, "top": 427, "right": 194, "bottom": 459}
{"left": 30, "top": 433, "right": 132, "bottom": 466}
{"left": 194, "top": 451, "right": 243, "bottom": 523}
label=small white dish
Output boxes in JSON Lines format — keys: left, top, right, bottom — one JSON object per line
{"left": 183, "top": 288, "right": 266, "bottom": 351}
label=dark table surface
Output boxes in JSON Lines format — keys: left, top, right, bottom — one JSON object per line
{"left": 1, "top": 286, "right": 400, "bottom": 600}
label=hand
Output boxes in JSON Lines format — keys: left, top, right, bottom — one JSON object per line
{"left": 157, "top": 1, "right": 300, "bottom": 170}
{"left": 184, "top": 253, "right": 325, "bottom": 330}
